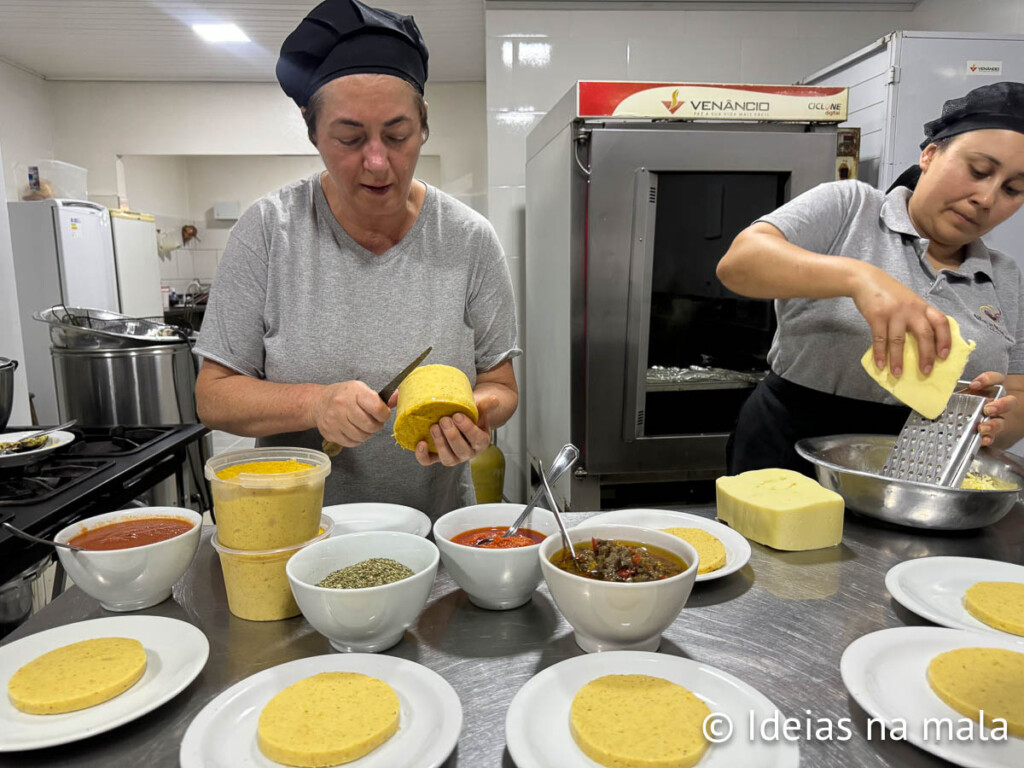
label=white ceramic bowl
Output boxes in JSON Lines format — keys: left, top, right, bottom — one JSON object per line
{"left": 286, "top": 531, "right": 439, "bottom": 653}
{"left": 539, "top": 523, "right": 699, "bottom": 653}
{"left": 55, "top": 507, "right": 202, "bottom": 611}
{"left": 433, "top": 503, "right": 560, "bottom": 610}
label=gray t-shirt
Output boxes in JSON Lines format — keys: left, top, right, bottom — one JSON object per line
{"left": 196, "top": 175, "right": 521, "bottom": 518}
{"left": 758, "top": 180, "right": 1024, "bottom": 403}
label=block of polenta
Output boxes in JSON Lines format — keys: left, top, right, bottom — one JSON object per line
{"left": 662, "top": 529, "right": 725, "bottom": 574}
{"left": 257, "top": 672, "right": 399, "bottom": 767}
{"left": 393, "top": 364, "right": 478, "bottom": 452}
{"left": 927, "top": 647, "right": 1024, "bottom": 737}
{"left": 716, "top": 469, "right": 843, "bottom": 551}
{"left": 7, "top": 637, "right": 146, "bottom": 714}
{"left": 860, "top": 314, "right": 975, "bottom": 419}
{"left": 570, "top": 674, "right": 711, "bottom": 768}
{"left": 964, "top": 582, "right": 1024, "bottom": 637}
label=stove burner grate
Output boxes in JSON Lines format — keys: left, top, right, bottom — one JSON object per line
{"left": 0, "top": 459, "right": 112, "bottom": 506}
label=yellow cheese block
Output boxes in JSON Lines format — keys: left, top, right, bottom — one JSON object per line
{"left": 859, "top": 315, "right": 975, "bottom": 419}
{"left": 661, "top": 528, "right": 726, "bottom": 574}
{"left": 257, "top": 672, "right": 400, "bottom": 767}
{"left": 716, "top": 468, "right": 844, "bottom": 551}
{"left": 570, "top": 674, "right": 711, "bottom": 768}
{"left": 8, "top": 637, "right": 146, "bottom": 714}
{"left": 964, "top": 582, "right": 1024, "bottom": 637}
{"left": 927, "top": 647, "right": 1024, "bottom": 737}
{"left": 393, "top": 364, "right": 478, "bottom": 452}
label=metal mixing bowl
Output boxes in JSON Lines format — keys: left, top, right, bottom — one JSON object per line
{"left": 795, "top": 434, "right": 1024, "bottom": 530}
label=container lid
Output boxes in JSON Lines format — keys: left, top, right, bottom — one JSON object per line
{"left": 205, "top": 447, "right": 332, "bottom": 488}
{"left": 210, "top": 514, "right": 334, "bottom": 556}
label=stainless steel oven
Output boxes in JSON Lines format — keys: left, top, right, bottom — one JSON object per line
{"left": 525, "top": 82, "right": 844, "bottom": 509}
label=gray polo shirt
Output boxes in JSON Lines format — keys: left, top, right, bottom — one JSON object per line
{"left": 196, "top": 176, "right": 521, "bottom": 518}
{"left": 758, "top": 180, "right": 1024, "bottom": 402}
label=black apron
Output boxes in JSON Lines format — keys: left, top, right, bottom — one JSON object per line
{"left": 726, "top": 372, "right": 910, "bottom": 477}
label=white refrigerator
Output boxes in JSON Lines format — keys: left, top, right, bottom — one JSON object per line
{"left": 8, "top": 199, "right": 119, "bottom": 423}
{"left": 110, "top": 210, "right": 163, "bottom": 320}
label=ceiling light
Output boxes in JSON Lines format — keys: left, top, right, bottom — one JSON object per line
{"left": 192, "top": 23, "right": 250, "bottom": 43}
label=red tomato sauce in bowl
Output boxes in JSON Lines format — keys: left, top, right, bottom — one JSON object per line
{"left": 70, "top": 517, "right": 195, "bottom": 551}
{"left": 450, "top": 526, "right": 546, "bottom": 549}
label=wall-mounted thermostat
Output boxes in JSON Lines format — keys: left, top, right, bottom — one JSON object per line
{"left": 213, "top": 201, "right": 241, "bottom": 220}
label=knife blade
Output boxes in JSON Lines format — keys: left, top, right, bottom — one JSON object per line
{"left": 377, "top": 345, "right": 432, "bottom": 402}
{"left": 321, "top": 346, "right": 432, "bottom": 458}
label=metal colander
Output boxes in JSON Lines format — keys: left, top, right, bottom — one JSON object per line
{"left": 33, "top": 305, "right": 184, "bottom": 349}
{"left": 880, "top": 380, "right": 1004, "bottom": 487}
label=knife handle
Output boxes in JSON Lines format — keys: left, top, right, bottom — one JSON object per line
{"left": 321, "top": 439, "right": 342, "bottom": 458}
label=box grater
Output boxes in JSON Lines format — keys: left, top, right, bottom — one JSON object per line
{"left": 880, "top": 380, "right": 1004, "bottom": 487}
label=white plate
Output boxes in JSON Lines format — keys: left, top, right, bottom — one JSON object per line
{"left": 0, "top": 430, "right": 75, "bottom": 468}
{"left": 841, "top": 626, "right": 1024, "bottom": 768}
{"left": 323, "top": 502, "right": 431, "bottom": 538}
{"left": 0, "top": 615, "right": 208, "bottom": 751}
{"left": 180, "top": 653, "right": 462, "bottom": 768}
{"left": 886, "top": 556, "right": 1024, "bottom": 636}
{"left": 579, "top": 508, "right": 752, "bottom": 581}
{"left": 506, "top": 650, "right": 798, "bottom": 768}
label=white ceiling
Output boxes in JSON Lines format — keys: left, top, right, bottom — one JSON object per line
{"left": 0, "top": 0, "right": 485, "bottom": 83}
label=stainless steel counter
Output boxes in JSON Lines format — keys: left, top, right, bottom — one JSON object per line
{"left": 3, "top": 506, "right": 1023, "bottom": 767}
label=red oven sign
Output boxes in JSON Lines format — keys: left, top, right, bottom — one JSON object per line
{"left": 577, "top": 81, "right": 848, "bottom": 121}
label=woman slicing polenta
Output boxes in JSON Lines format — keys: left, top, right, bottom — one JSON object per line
{"left": 717, "top": 82, "right": 1024, "bottom": 475}
{"left": 194, "top": 0, "right": 520, "bottom": 518}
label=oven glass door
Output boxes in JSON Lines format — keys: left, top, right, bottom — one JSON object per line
{"left": 583, "top": 124, "right": 836, "bottom": 476}
{"left": 624, "top": 171, "right": 783, "bottom": 439}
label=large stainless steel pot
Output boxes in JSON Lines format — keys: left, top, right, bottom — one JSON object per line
{"left": 0, "top": 357, "right": 17, "bottom": 432}
{"left": 51, "top": 343, "right": 197, "bottom": 426}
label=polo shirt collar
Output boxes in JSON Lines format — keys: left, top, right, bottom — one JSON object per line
{"left": 878, "top": 185, "right": 994, "bottom": 281}
{"left": 879, "top": 186, "right": 919, "bottom": 237}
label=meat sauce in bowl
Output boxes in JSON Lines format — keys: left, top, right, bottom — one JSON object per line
{"left": 550, "top": 538, "right": 685, "bottom": 582}
{"left": 69, "top": 517, "right": 195, "bottom": 551}
{"left": 450, "top": 526, "right": 546, "bottom": 549}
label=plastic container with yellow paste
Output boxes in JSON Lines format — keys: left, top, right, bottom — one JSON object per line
{"left": 205, "top": 448, "right": 331, "bottom": 551}
{"left": 212, "top": 515, "right": 333, "bottom": 621}
{"left": 393, "top": 364, "right": 478, "bottom": 452}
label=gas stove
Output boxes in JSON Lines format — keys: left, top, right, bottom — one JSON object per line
{"left": 0, "top": 426, "right": 179, "bottom": 507}
{"left": 63, "top": 425, "right": 175, "bottom": 457}
{"left": 0, "top": 459, "right": 112, "bottom": 507}
{"left": 0, "top": 423, "right": 208, "bottom": 584}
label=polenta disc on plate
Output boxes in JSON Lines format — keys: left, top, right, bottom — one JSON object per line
{"left": 8, "top": 637, "right": 146, "bottom": 714}
{"left": 841, "top": 626, "right": 1024, "bottom": 768}
{"left": 886, "top": 557, "right": 1024, "bottom": 637}
{"left": 0, "top": 616, "right": 208, "bottom": 751}
{"left": 180, "top": 654, "right": 462, "bottom": 768}
{"left": 506, "top": 651, "right": 798, "bottom": 768}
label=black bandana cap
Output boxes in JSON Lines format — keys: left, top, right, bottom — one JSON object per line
{"left": 277, "top": 0, "right": 429, "bottom": 107}
{"left": 921, "top": 81, "right": 1024, "bottom": 148}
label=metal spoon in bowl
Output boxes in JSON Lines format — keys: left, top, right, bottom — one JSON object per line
{"left": 2, "top": 521, "right": 84, "bottom": 552}
{"left": 472, "top": 443, "right": 579, "bottom": 547}
{"left": 538, "top": 457, "right": 581, "bottom": 569}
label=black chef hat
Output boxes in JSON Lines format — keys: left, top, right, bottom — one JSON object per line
{"left": 277, "top": 0, "right": 429, "bottom": 108}
{"left": 921, "top": 81, "right": 1024, "bottom": 148}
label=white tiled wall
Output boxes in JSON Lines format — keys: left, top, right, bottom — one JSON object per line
{"left": 485, "top": 0, "right": 1024, "bottom": 502}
